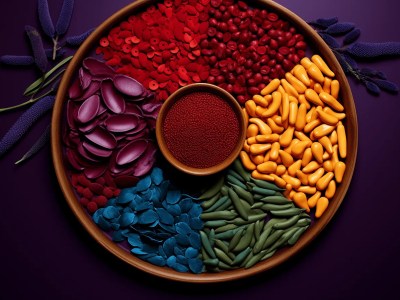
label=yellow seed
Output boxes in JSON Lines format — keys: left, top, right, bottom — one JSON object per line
{"left": 322, "top": 151, "right": 330, "bottom": 160}
{"left": 264, "top": 94, "right": 273, "bottom": 104}
{"left": 323, "top": 107, "right": 346, "bottom": 120}
{"left": 305, "top": 107, "right": 316, "bottom": 123}
{"left": 245, "top": 100, "right": 257, "bottom": 117}
{"left": 287, "top": 159, "right": 302, "bottom": 177}
{"left": 337, "top": 122, "right": 347, "bottom": 158}
{"left": 240, "top": 151, "right": 256, "bottom": 170}
{"left": 319, "top": 92, "right": 344, "bottom": 112}
{"left": 323, "top": 77, "right": 332, "bottom": 94}
{"left": 288, "top": 95, "right": 299, "bottom": 104}
{"left": 250, "top": 154, "right": 265, "bottom": 165}
{"left": 311, "top": 142, "right": 324, "bottom": 163}
{"left": 284, "top": 138, "right": 300, "bottom": 155}
{"left": 305, "top": 89, "right": 325, "bottom": 107}
{"left": 330, "top": 130, "right": 338, "bottom": 145}
{"left": 261, "top": 78, "right": 280, "bottom": 95}
{"left": 256, "top": 134, "right": 280, "bottom": 143}
{"left": 289, "top": 101, "right": 298, "bottom": 126}
{"left": 300, "top": 57, "right": 313, "bottom": 69}
{"left": 301, "top": 148, "right": 313, "bottom": 168}
{"left": 309, "top": 78, "right": 315, "bottom": 89}
{"left": 334, "top": 161, "right": 346, "bottom": 183}
{"left": 306, "top": 63, "right": 325, "bottom": 83}
{"left": 281, "top": 79, "right": 299, "bottom": 98}
{"left": 262, "top": 91, "right": 282, "bottom": 118}
{"left": 304, "top": 119, "right": 321, "bottom": 133}
{"left": 293, "top": 64, "right": 311, "bottom": 86}
{"left": 285, "top": 72, "right": 307, "bottom": 93}
{"left": 291, "top": 141, "right": 310, "bottom": 158}
{"left": 279, "top": 126, "right": 295, "bottom": 147}
{"left": 308, "top": 168, "right": 325, "bottom": 186}
{"left": 270, "top": 174, "right": 287, "bottom": 188}
{"left": 292, "top": 192, "right": 310, "bottom": 212}
{"left": 302, "top": 161, "right": 320, "bottom": 173}
{"left": 250, "top": 143, "right": 272, "bottom": 155}
{"left": 276, "top": 165, "right": 286, "bottom": 176}
{"left": 315, "top": 197, "right": 329, "bottom": 218}
{"left": 269, "top": 142, "right": 280, "bottom": 161}
{"left": 279, "top": 150, "right": 294, "bottom": 168}
{"left": 255, "top": 105, "right": 268, "bottom": 117}
{"left": 296, "top": 170, "right": 309, "bottom": 185}
{"left": 293, "top": 131, "right": 310, "bottom": 143}
{"left": 271, "top": 115, "right": 283, "bottom": 126}
{"left": 285, "top": 183, "right": 293, "bottom": 194}
{"left": 311, "top": 54, "right": 335, "bottom": 77}
{"left": 253, "top": 94, "right": 268, "bottom": 107}
{"left": 308, "top": 191, "right": 321, "bottom": 208}
{"left": 249, "top": 118, "right": 272, "bottom": 135}
{"left": 319, "top": 136, "right": 333, "bottom": 154}
{"left": 257, "top": 161, "right": 277, "bottom": 174}
{"left": 323, "top": 160, "right": 334, "bottom": 172}
{"left": 316, "top": 107, "right": 339, "bottom": 126}
{"left": 279, "top": 92, "right": 290, "bottom": 122}
{"left": 282, "top": 174, "right": 301, "bottom": 189}
{"left": 331, "top": 79, "right": 340, "bottom": 99}
{"left": 263, "top": 150, "right": 270, "bottom": 162}
{"left": 246, "top": 123, "right": 259, "bottom": 138}
{"left": 325, "top": 180, "right": 336, "bottom": 199}
{"left": 247, "top": 136, "right": 257, "bottom": 145}
{"left": 251, "top": 170, "right": 274, "bottom": 182}
{"left": 332, "top": 145, "right": 339, "bottom": 167}
{"left": 313, "top": 124, "right": 336, "bottom": 139}
{"left": 267, "top": 118, "right": 284, "bottom": 134}
{"left": 313, "top": 83, "right": 323, "bottom": 94}
{"left": 287, "top": 190, "right": 296, "bottom": 200}
{"left": 295, "top": 103, "right": 307, "bottom": 131}
{"left": 298, "top": 94, "right": 311, "bottom": 110}
{"left": 316, "top": 172, "right": 334, "bottom": 190}
{"left": 243, "top": 140, "right": 250, "bottom": 152}
{"left": 297, "top": 186, "right": 317, "bottom": 195}
{"left": 243, "top": 108, "right": 249, "bottom": 128}
{"left": 277, "top": 85, "right": 286, "bottom": 96}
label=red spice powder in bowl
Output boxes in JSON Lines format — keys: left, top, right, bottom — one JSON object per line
{"left": 156, "top": 83, "right": 246, "bottom": 176}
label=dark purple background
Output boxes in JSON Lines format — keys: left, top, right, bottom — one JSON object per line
{"left": 1, "top": 0, "right": 399, "bottom": 299}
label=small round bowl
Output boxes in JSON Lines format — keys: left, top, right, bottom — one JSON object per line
{"left": 156, "top": 83, "right": 246, "bottom": 176}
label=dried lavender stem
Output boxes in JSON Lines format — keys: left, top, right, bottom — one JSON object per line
{"left": 52, "top": 36, "right": 59, "bottom": 61}
{"left": 0, "top": 89, "right": 54, "bottom": 113}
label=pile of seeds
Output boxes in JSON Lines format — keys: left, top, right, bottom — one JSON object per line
{"left": 199, "top": 159, "right": 310, "bottom": 271}
{"left": 92, "top": 167, "right": 204, "bottom": 273}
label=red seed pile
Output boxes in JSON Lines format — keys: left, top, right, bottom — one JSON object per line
{"left": 71, "top": 173, "right": 121, "bottom": 214}
{"left": 96, "top": 0, "right": 212, "bottom": 102}
{"left": 203, "top": 0, "right": 307, "bottom": 103}
{"left": 163, "top": 92, "right": 240, "bottom": 168}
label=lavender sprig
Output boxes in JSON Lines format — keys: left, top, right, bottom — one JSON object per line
{"left": 66, "top": 28, "right": 95, "bottom": 47}
{"left": 37, "top": 0, "right": 55, "bottom": 38}
{"left": 25, "top": 25, "right": 48, "bottom": 73}
{"left": 0, "top": 55, "right": 35, "bottom": 66}
{"left": 0, "top": 96, "right": 55, "bottom": 158}
{"left": 346, "top": 42, "right": 400, "bottom": 58}
{"left": 15, "top": 125, "right": 50, "bottom": 165}
{"left": 55, "top": 0, "right": 74, "bottom": 36}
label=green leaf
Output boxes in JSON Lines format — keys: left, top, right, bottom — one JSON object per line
{"left": 25, "top": 68, "right": 65, "bottom": 96}
{"left": 23, "top": 55, "right": 72, "bottom": 96}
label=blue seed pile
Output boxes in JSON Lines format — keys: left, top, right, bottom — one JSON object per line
{"left": 92, "top": 167, "right": 204, "bottom": 273}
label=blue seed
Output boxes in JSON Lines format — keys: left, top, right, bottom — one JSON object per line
{"left": 131, "top": 248, "right": 147, "bottom": 255}
{"left": 97, "top": 216, "right": 111, "bottom": 231}
{"left": 172, "top": 262, "right": 189, "bottom": 273}
{"left": 189, "top": 217, "right": 203, "bottom": 230}
{"left": 120, "top": 212, "right": 137, "bottom": 227}
{"left": 112, "top": 230, "right": 127, "bottom": 242}
{"left": 175, "top": 222, "right": 192, "bottom": 235}
{"left": 103, "top": 206, "right": 120, "bottom": 219}
{"left": 142, "top": 244, "right": 159, "bottom": 254}
{"left": 177, "top": 254, "right": 187, "bottom": 265}
{"left": 185, "top": 247, "right": 199, "bottom": 259}
{"left": 110, "top": 222, "right": 120, "bottom": 231}
{"left": 189, "top": 232, "right": 201, "bottom": 249}
{"left": 188, "top": 258, "right": 203, "bottom": 274}
{"left": 179, "top": 198, "right": 193, "bottom": 213}
{"left": 117, "top": 190, "right": 134, "bottom": 204}
{"left": 166, "top": 204, "right": 181, "bottom": 216}
{"left": 189, "top": 204, "right": 202, "bottom": 217}
{"left": 159, "top": 180, "right": 170, "bottom": 199}
{"left": 159, "top": 245, "right": 167, "bottom": 258}
{"left": 166, "top": 190, "right": 181, "bottom": 204}
{"left": 174, "top": 246, "right": 184, "bottom": 256}
{"left": 127, "top": 234, "right": 143, "bottom": 248}
{"left": 150, "top": 167, "right": 163, "bottom": 185}
{"left": 138, "top": 210, "right": 159, "bottom": 224}
{"left": 147, "top": 255, "right": 166, "bottom": 267}
{"left": 136, "top": 175, "right": 152, "bottom": 191}
{"left": 156, "top": 208, "right": 174, "bottom": 225}
{"left": 163, "top": 237, "right": 177, "bottom": 256}
{"left": 159, "top": 222, "right": 176, "bottom": 234}
{"left": 92, "top": 208, "right": 103, "bottom": 224}
{"left": 175, "top": 233, "right": 190, "bottom": 246}
{"left": 140, "top": 253, "right": 156, "bottom": 260}
{"left": 179, "top": 213, "right": 190, "bottom": 224}
{"left": 148, "top": 219, "right": 160, "bottom": 228}
{"left": 166, "top": 255, "right": 177, "bottom": 267}
{"left": 135, "top": 200, "right": 152, "bottom": 212}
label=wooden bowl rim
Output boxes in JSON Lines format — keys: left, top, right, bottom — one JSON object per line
{"left": 155, "top": 82, "right": 247, "bottom": 176}
{"left": 51, "top": 0, "right": 358, "bottom": 283}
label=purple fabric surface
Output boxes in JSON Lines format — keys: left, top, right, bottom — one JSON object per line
{"left": 0, "top": 0, "right": 399, "bottom": 299}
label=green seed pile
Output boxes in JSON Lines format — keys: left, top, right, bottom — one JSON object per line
{"left": 199, "top": 159, "right": 311, "bottom": 271}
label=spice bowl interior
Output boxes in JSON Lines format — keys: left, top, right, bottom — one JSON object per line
{"left": 156, "top": 83, "right": 246, "bottom": 176}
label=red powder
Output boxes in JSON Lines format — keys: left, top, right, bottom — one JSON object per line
{"left": 163, "top": 92, "right": 240, "bottom": 169}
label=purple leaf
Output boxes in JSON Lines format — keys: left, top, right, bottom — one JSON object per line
{"left": 319, "top": 33, "right": 340, "bottom": 49}
{"left": 343, "top": 28, "right": 361, "bottom": 46}
{"left": 0, "top": 96, "right": 55, "bottom": 157}
{"left": 77, "top": 95, "right": 100, "bottom": 123}
{"left": 85, "top": 127, "right": 117, "bottom": 149}
{"left": 133, "top": 142, "right": 157, "bottom": 177}
{"left": 372, "top": 79, "right": 399, "bottom": 94}
{"left": 116, "top": 139, "right": 148, "bottom": 165}
{"left": 309, "top": 17, "right": 338, "bottom": 28}
{"left": 68, "top": 78, "right": 83, "bottom": 99}
{"left": 101, "top": 80, "right": 126, "bottom": 113}
{"left": 38, "top": 0, "right": 55, "bottom": 38}
{"left": 82, "top": 141, "right": 112, "bottom": 158}
{"left": 84, "top": 164, "right": 107, "bottom": 179}
{"left": 65, "top": 28, "right": 95, "bottom": 47}
{"left": 76, "top": 81, "right": 101, "bottom": 101}
{"left": 113, "top": 74, "right": 144, "bottom": 97}
{"left": 15, "top": 125, "right": 50, "bottom": 165}
{"left": 325, "top": 22, "right": 355, "bottom": 35}
{"left": 104, "top": 114, "right": 140, "bottom": 133}
{"left": 0, "top": 55, "right": 35, "bottom": 66}
{"left": 346, "top": 42, "right": 400, "bottom": 58}
{"left": 55, "top": 0, "right": 74, "bottom": 36}
{"left": 79, "top": 67, "right": 92, "bottom": 90}
{"left": 25, "top": 26, "right": 48, "bottom": 73}
{"left": 365, "top": 81, "right": 381, "bottom": 95}
{"left": 83, "top": 57, "right": 115, "bottom": 77}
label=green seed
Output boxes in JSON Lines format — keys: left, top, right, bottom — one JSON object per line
{"left": 260, "top": 203, "right": 293, "bottom": 211}
{"left": 252, "top": 186, "right": 276, "bottom": 196}
{"left": 259, "top": 195, "right": 292, "bottom": 204}
{"left": 296, "top": 218, "right": 311, "bottom": 227}
{"left": 267, "top": 227, "right": 298, "bottom": 252}
{"left": 232, "top": 184, "right": 254, "bottom": 205}
{"left": 200, "top": 231, "right": 216, "bottom": 258}
{"left": 214, "top": 228, "right": 241, "bottom": 240}
{"left": 232, "top": 247, "right": 252, "bottom": 265}
{"left": 244, "top": 250, "right": 265, "bottom": 269}
{"left": 228, "top": 188, "right": 249, "bottom": 220}
{"left": 233, "top": 159, "right": 251, "bottom": 181}
{"left": 201, "top": 192, "right": 222, "bottom": 209}
{"left": 262, "top": 229, "right": 285, "bottom": 249}
{"left": 218, "top": 261, "right": 234, "bottom": 270}
{"left": 214, "top": 239, "right": 235, "bottom": 260}
{"left": 214, "top": 224, "right": 238, "bottom": 233}
{"left": 203, "top": 258, "right": 219, "bottom": 267}
{"left": 261, "top": 249, "right": 276, "bottom": 261}
{"left": 233, "top": 223, "right": 255, "bottom": 252}
{"left": 240, "top": 250, "right": 254, "bottom": 268}
{"left": 198, "top": 176, "right": 225, "bottom": 200}
{"left": 228, "top": 227, "right": 245, "bottom": 251}
{"left": 201, "top": 210, "right": 237, "bottom": 220}
{"left": 214, "top": 247, "right": 234, "bottom": 265}
{"left": 228, "top": 169, "right": 245, "bottom": 182}
{"left": 270, "top": 208, "right": 304, "bottom": 217}
{"left": 254, "top": 220, "right": 263, "bottom": 241}
{"left": 251, "top": 202, "right": 263, "bottom": 209}
{"left": 201, "top": 248, "right": 210, "bottom": 260}
{"left": 251, "top": 177, "right": 285, "bottom": 191}
{"left": 209, "top": 229, "right": 215, "bottom": 247}
{"left": 221, "top": 185, "right": 229, "bottom": 196}
{"left": 229, "top": 213, "right": 267, "bottom": 225}
{"left": 288, "top": 226, "right": 309, "bottom": 245}
{"left": 204, "top": 195, "right": 230, "bottom": 212}
{"left": 227, "top": 175, "right": 247, "bottom": 190}
{"left": 204, "top": 220, "right": 227, "bottom": 228}
{"left": 254, "top": 194, "right": 264, "bottom": 201}
{"left": 273, "top": 214, "right": 301, "bottom": 230}
{"left": 253, "top": 219, "right": 281, "bottom": 254}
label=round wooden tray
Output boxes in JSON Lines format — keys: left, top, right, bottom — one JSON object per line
{"left": 51, "top": 0, "right": 358, "bottom": 283}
